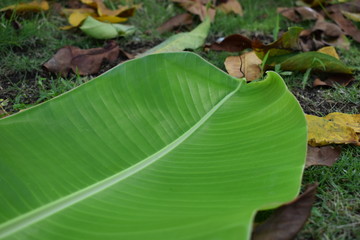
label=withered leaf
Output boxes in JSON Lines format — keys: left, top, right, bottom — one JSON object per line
{"left": 327, "top": 9, "right": 360, "bottom": 43}
{"left": 224, "top": 51, "right": 262, "bottom": 81}
{"left": 252, "top": 184, "right": 318, "bottom": 240}
{"left": 157, "top": 13, "right": 193, "bottom": 34}
{"left": 172, "top": 0, "right": 216, "bottom": 21}
{"left": 306, "top": 113, "right": 360, "bottom": 146}
{"left": 313, "top": 73, "right": 354, "bottom": 87}
{"left": 306, "top": 145, "right": 341, "bottom": 168}
{"left": 277, "top": 7, "right": 320, "bottom": 22}
{"left": 207, "top": 34, "right": 252, "bottom": 52}
{"left": 0, "top": 0, "right": 49, "bottom": 13}
{"left": 43, "top": 41, "right": 124, "bottom": 76}
{"left": 216, "top": 0, "right": 243, "bottom": 16}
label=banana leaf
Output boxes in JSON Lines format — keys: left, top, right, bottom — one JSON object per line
{"left": 0, "top": 52, "right": 307, "bottom": 240}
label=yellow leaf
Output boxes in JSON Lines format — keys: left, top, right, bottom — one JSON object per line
{"left": 68, "top": 11, "right": 93, "bottom": 27}
{"left": 306, "top": 113, "right": 360, "bottom": 146}
{"left": 317, "top": 46, "right": 340, "bottom": 59}
{"left": 95, "top": 15, "right": 127, "bottom": 23}
{"left": 0, "top": 0, "right": 49, "bottom": 12}
{"left": 61, "top": 8, "right": 95, "bottom": 16}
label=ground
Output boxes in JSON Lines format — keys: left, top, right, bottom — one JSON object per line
{"left": 0, "top": 0, "right": 359, "bottom": 239}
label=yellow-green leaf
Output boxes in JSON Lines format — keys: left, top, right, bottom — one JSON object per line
{"left": 306, "top": 113, "right": 360, "bottom": 146}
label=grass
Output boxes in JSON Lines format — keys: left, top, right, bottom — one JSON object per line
{"left": 1, "top": 0, "right": 359, "bottom": 239}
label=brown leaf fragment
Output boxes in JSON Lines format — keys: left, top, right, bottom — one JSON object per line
{"left": 252, "top": 184, "right": 318, "bottom": 240}
{"left": 328, "top": 10, "right": 360, "bottom": 43}
{"left": 306, "top": 145, "right": 341, "bottom": 167}
{"left": 277, "top": 7, "right": 320, "bottom": 22}
{"left": 216, "top": 0, "right": 243, "bottom": 16}
{"left": 313, "top": 73, "right": 354, "bottom": 87}
{"left": 156, "top": 13, "right": 193, "bottom": 34}
{"left": 224, "top": 51, "right": 262, "bottom": 81}
{"left": 43, "top": 41, "right": 121, "bottom": 76}
{"left": 299, "top": 19, "right": 350, "bottom": 51}
{"left": 207, "top": 34, "right": 252, "bottom": 52}
{"left": 306, "top": 113, "right": 360, "bottom": 146}
{"left": 172, "top": 0, "right": 216, "bottom": 21}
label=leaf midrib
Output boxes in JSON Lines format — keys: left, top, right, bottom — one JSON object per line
{"left": 0, "top": 80, "right": 243, "bottom": 238}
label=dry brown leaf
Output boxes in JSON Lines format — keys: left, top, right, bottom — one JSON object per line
{"left": 206, "top": 34, "right": 252, "bottom": 52}
{"left": 299, "top": 19, "right": 350, "bottom": 51}
{"left": 327, "top": 7, "right": 360, "bottom": 43}
{"left": 224, "top": 51, "right": 262, "bottom": 81}
{"left": 306, "top": 145, "right": 341, "bottom": 167}
{"left": 43, "top": 41, "right": 123, "bottom": 76}
{"left": 252, "top": 184, "right": 318, "bottom": 240}
{"left": 0, "top": 1, "right": 49, "bottom": 13}
{"left": 313, "top": 74, "right": 354, "bottom": 87}
{"left": 306, "top": 113, "right": 360, "bottom": 146}
{"left": 277, "top": 7, "right": 320, "bottom": 22}
{"left": 216, "top": 0, "right": 243, "bottom": 16}
{"left": 172, "top": 0, "right": 216, "bottom": 21}
{"left": 156, "top": 13, "right": 193, "bottom": 34}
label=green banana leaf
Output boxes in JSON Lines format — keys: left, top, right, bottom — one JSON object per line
{"left": 139, "top": 18, "right": 211, "bottom": 56}
{"left": 0, "top": 52, "right": 307, "bottom": 240}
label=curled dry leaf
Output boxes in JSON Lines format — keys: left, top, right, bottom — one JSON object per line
{"left": 298, "top": 19, "right": 350, "bottom": 51}
{"left": 224, "top": 51, "right": 262, "bottom": 81}
{"left": 43, "top": 41, "right": 124, "bottom": 76}
{"left": 277, "top": 6, "right": 320, "bottom": 22}
{"left": 306, "top": 113, "right": 360, "bottom": 146}
{"left": 156, "top": 13, "right": 193, "bottom": 34}
{"left": 252, "top": 184, "right": 318, "bottom": 240}
{"left": 0, "top": 0, "right": 49, "bottom": 13}
{"left": 306, "top": 145, "right": 341, "bottom": 168}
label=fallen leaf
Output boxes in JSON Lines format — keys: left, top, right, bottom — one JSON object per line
{"left": 172, "top": 0, "right": 216, "bottom": 21}
{"left": 252, "top": 184, "right": 318, "bottom": 240}
{"left": 313, "top": 73, "right": 354, "bottom": 87}
{"left": 43, "top": 41, "right": 122, "bottom": 76}
{"left": 80, "top": 16, "right": 135, "bottom": 39}
{"left": 341, "top": 10, "right": 360, "bottom": 22}
{"left": 327, "top": 8, "right": 360, "bottom": 43}
{"left": 306, "top": 145, "right": 341, "bottom": 167}
{"left": 317, "top": 46, "right": 339, "bottom": 59}
{"left": 299, "top": 19, "right": 350, "bottom": 51}
{"left": 224, "top": 51, "right": 262, "bottom": 81}
{"left": 271, "top": 51, "right": 353, "bottom": 74}
{"left": 216, "top": 0, "right": 244, "bottom": 16}
{"left": 0, "top": 0, "right": 49, "bottom": 13}
{"left": 301, "top": 0, "right": 327, "bottom": 7}
{"left": 277, "top": 7, "right": 320, "bottom": 22}
{"left": 156, "top": 13, "right": 193, "bottom": 34}
{"left": 139, "top": 17, "right": 210, "bottom": 56}
{"left": 253, "top": 27, "right": 303, "bottom": 59}
{"left": 81, "top": 0, "right": 139, "bottom": 18}
{"left": 306, "top": 113, "right": 360, "bottom": 146}
{"left": 206, "top": 34, "right": 252, "bottom": 52}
